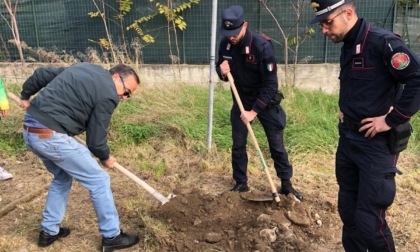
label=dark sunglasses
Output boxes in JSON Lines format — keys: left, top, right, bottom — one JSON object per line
{"left": 120, "top": 76, "right": 132, "bottom": 98}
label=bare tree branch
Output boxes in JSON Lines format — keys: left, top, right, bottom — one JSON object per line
{"left": 2, "top": 0, "right": 25, "bottom": 66}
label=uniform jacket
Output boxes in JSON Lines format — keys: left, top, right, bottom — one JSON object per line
{"left": 0, "top": 77, "right": 9, "bottom": 111}
{"left": 340, "top": 18, "right": 420, "bottom": 128}
{"left": 20, "top": 62, "right": 119, "bottom": 161}
{"left": 216, "top": 29, "right": 279, "bottom": 113}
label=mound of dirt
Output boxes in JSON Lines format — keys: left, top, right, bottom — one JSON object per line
{"left": 150, "top": 186, "right": 340, "bottom": 252}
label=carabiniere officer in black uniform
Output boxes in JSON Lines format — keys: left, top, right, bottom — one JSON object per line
{"left": 310, "top": 0, "right": 420, "bottom": 251}
{"left": 215, "top": 5, "right": 303, "bottom": 201}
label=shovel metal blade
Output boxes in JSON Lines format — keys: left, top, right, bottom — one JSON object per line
{"left": 246, "top": 196, "right": 274, "bottom": 202}
{"left": 240, "top": 192, "right": 276, "bottom": 202}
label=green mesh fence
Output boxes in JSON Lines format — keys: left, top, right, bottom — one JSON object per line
{"left": 0, "top": 0, "right": 418, "bottom": 64}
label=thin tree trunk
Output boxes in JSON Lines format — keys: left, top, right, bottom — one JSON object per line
{"left": 92, "top": 0, "right": 117, "bottom": 63}
{"left": 3, "top": 0, "right": 25, "bottom": 66}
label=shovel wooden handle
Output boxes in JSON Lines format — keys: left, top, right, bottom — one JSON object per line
{"left": 7, "top": 91, "right": 170, "bottom": 205}
{"left": 227, "top": 73, "right": 280, "bottom": 202}
{"left": 7, "top": 91, "right": 21, "bottom": 104}
{"left": 74, "top": 136, "right": 170, "bottom": 205}
{"left": 112, "top": 162, "right": 169, "bottom": 204}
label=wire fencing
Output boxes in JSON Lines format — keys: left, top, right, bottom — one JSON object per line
{"left": 0, "top": 0, "right": 419, "bottom": 64}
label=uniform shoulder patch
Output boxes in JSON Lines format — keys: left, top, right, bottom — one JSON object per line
{"left": 391, "top": 52, "right": 410, "bottom": 70}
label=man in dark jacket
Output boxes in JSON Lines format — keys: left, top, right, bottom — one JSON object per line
{"left": 216, "top": 5, "right": 303, "bottom": 201}
{"left": 19, "top": 63, "right": 141, "bottom": 251}
{"left": 310, "top": 1, "right": 420, "bottom": 251}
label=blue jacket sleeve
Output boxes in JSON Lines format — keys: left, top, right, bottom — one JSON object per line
{"left": 20, "top": 67, "right": 67, "bottom": 100}
{"left": 85, "top": 98, "right": 117, "bottom": 161}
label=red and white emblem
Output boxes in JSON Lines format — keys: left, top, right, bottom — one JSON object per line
{"left": 391, "top": 52, "right": 410, "bottom": 70}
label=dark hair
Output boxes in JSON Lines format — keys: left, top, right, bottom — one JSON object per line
{"left": 109, "top": 64, "right": 140, "bottom": 84}
{"left": 345, "top": 1, "right": 356, "bottom": 10}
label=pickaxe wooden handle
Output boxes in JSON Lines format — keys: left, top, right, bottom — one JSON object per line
{"left": 226, "top": 73, "right": 280, "bottom": 202}
{"left": 73, "top": 136, "right": 172, "bottom": 205}
{"left": 7, "top": 91, "right": 173, "bottom": 205}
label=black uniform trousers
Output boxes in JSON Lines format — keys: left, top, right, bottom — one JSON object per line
{"left": 230, "top": 95, "right": 293, "bottom": 184}
{"left": 336, "top": 123, "right": 398, "bottom": 252}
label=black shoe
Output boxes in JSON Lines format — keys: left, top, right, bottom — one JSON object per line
{"left": 230, "top": 182, "right": 250, "bottom": 192}
{"left": 38, "top": 227, "right": 71, "bottom": 247}
{"left": 102, "top": 230, "right": 140, "bottom": 252}
{"left": 279, "top": 180, "right": 303, "bottom": 201}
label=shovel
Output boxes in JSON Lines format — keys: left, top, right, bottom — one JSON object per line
{"left": 73, "top": 135, "right": 175, "bottom": 205}
{"left": 226, "top": 73, "right": 281, "bottom": 203}
{"left": 7, "top": 91, "right": 174, "bottom": 205}
{"left": 240, "top": 192, "right": 275, "bottom": 202}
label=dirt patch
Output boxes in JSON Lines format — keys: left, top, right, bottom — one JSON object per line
{"left": 0, "top": 151, "right": 419, "bottom": 252}
{"left": 151, "top": 187, "right": 340, "bottom": 252}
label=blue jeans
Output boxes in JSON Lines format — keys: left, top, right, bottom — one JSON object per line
{"left": 23, "top": 130, "right": 120, "bottom": 238}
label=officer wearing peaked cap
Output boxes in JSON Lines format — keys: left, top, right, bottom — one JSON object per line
{"left": 309, "top": 0, "right": 353, "bottom": 24}
{"left": 310, "top": 1, "right": 420, "bottom": 251}
{"left": 215, "top": 5, "right": 303, "bottom": 201}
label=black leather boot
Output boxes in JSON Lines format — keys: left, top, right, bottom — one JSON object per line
{"left": 102, "top": 230, "right": 140, "bottom": 252}
{"left": 230, "top": 182, "right": 250, "bottom": 192}
{"left": 38, "top": 227, "right": 71, "bottom": 247}
{"left": 279, "top": 179, "right": 303, "bottom": 201}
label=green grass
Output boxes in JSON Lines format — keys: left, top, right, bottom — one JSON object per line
{"left": 283, "top": 89, "right": 339, "bottom": 156}
{"left": 0, "top": 113, "right": 27, "bottom": 155}
{"left": 116, "top": 122, "right": 161, "bottom": 145}
{"left": 2, "top": 83, "right": 419, "bottom": 158}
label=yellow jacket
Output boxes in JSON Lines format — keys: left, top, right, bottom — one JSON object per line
{"left": 0, "top": 77, "right": 10, "bottom": 111}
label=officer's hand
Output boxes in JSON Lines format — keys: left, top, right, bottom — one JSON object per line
{"left": 240, "top": 110, "right": 257, "bottom": 124}
{"left": 359, "top": 114, "right": 391, "bottom": 138}
{"left": 102, "top": 156, "right": 117, "bottom": 168}
{"left": 338, "top": 111, "right": 344, "bottom": 123}
{"left": 220, "top": 60, "right": 230, "bottom": 76}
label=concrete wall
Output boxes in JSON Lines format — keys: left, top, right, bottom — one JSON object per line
{"left": 0, "top": 63, "right": 340, "bottom": 94}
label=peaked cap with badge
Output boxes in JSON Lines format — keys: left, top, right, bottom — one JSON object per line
{"left": 220, "top": 5, "right": 245, "bottom": 37}
{"left": 310, "top": 0, "right": 353, "bottom": 24}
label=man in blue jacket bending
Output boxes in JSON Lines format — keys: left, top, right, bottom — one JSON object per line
{"left": 19, "top": 63, "right": 140, "bottom": 251}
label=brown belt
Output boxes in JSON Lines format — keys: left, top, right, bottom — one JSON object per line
{"left": 23, "top": 125, "right": 54, "bottom": 139}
